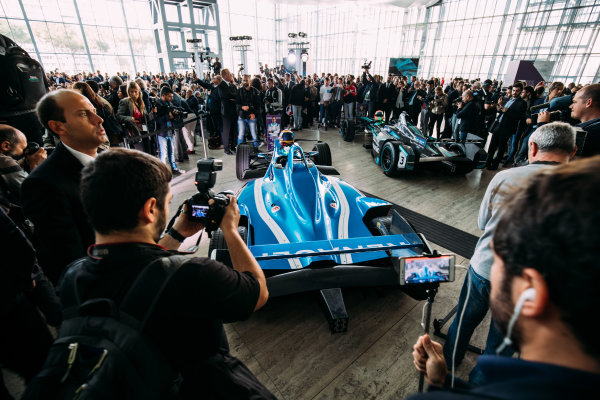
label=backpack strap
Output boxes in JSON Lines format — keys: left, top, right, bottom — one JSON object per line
{"left": 118, "top": 255, "right": 189, "bottom": 331}
{"left": 61, "top": 255, "right": 189, "bottom": 332}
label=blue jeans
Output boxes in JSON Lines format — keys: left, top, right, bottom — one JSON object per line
{"left": 505, "top": 130, "right": 520, "bottom": 163}
{"left": 343, "top": 102, "right": 354, "bottom": 120}
{"left": 443, "top": 266, "right": 514, "bottom": 385}
{"left": 515, "top": 129, "right": 534, "bottom": 165}
{"left": 158, "top": 135, "right": 176, "bottom": 170}
{"left": 237, "top": 117, "right": 258, "bottom": 146}
{"left": 319, "top": 103, "right": 329, "bottom": 124}
{"left": 292, "top": 105, "right": 302, "bottom": 129}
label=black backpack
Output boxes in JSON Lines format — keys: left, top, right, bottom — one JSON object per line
{"left": 23, "top": 255, "right": 188, "bottom": 400}
{"left": 0, "top": 34, "right": 47, "bottom": 118}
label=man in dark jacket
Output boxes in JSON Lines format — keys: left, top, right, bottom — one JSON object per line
{"left": 378, "top": 75, "right": 397, "bottom": 123}
{"left": 289, "top": 80, "right": 306, "bottom": 131}
{"left": 486, "top": 83, "right": 527, "bottom": 170}
{"left": 570, "top": 83, "right": 600, "bottom": 157}
{"left": 218, "top": 69, "right": 238, "bottom": 154}
{"left": 455, "top": 90, "right": 479, "bottom": 141}
{"left": 105, "top": 75, "right": 123, "bottom": 112}
{"left": 410, "top": 156, "right": 600, "bottom": 400}
{"left": 406, "top": 81, "right": 426, "bottom": 127}
{"left": 21, "top": 90, "right": 106, "bottom": 285}
{"left": 236, "top": 75, "right": 262, "bottom": 147}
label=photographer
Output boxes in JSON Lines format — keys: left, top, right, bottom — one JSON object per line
{"left": 406, "top": 81, "right": 426, "bottom": 127}
{"left": 411, "top": 155, "right": 600, "bottom": 400}
{"left": 440, "top": 122, "right": 577, "bottom": 388}
{"left": 152, "top": 86, "right": 185, "bottom": 175}
{"left": 566, "top": 83, "right": 600, "bottom": 157}
{"left": 427, "top": 86, "right": 448, "bottom": 139}
{"left": 486, "top": 83, "right": 527, "bottom": 170}
{"left": 0, "top": 125, "right": 46, "bottom": 209}
{"left": 33, "top": 148, "right": 274, "bottom": 399}
{"left": 455, "top": 90, "right": 478, "bottom": 141}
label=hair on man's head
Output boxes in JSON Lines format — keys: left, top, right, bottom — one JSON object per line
{"left": 81, "top": 148, "right": 172, "bottom": 234}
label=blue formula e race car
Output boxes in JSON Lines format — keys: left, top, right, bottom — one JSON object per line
{"left": 352, "top": 112, "right": 487, "bottom": 175}
{"left": 209, "top": 132, "right": 437, "bottom": 332}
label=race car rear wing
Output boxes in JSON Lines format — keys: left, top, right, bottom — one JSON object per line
{"left": 249, "top": 233, "right": 423, "bottom": 261}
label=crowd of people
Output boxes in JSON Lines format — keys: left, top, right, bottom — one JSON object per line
{"left": 1, "top": 57, "right": 600, "bottom": 399}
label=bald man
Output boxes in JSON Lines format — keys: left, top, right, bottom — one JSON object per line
{"left": 0, "top": 124, "right": 46, "bottom": 210}
{"left": 21, "top": 89, "right": 107, "bottom": 284}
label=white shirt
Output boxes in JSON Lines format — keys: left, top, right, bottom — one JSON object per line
{"left": 320, "top": 85, "right": 333, "bottom": 103}
{"left": 62, "top": 142, "right": 95, "bottom": 167}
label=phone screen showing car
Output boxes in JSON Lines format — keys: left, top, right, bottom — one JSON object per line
{"left": 191, "top": 205, "right": 210, "bottom": 219}
{"left": 399, "top": 255, "right": 455, "bottom": 285}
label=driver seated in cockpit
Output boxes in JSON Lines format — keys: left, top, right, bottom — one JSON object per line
{"left": 276, "top": 129, "right": 295, "bottom": 167}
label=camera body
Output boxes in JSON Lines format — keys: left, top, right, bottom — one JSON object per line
{"left": 186, "top": 158, "right": 230, "bottom": 235}
{"left": 361, "top": 60, "right": 372, "bottom": 70}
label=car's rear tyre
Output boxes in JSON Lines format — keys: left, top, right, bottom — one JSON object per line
{"left": 341, "top": 120, "right": 355, "bottom": 142}
{"left": 313, "top": 142, "right": 332, "bottom": 166}
{"left": 209, "top": 226, "right": 248, "bottom": 254}
{"left": 380, "top": 142, "right": 398, "bottom": 176}
{"left": 236, "top": 144, "right": 252, "bottom": 180}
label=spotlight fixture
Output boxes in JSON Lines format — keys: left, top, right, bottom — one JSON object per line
{"left": 288, "top": 33, "right": 297, "bottom": 38}
{"left": 298, "top": 32, "right": 307, "bottom": 38}
{"left": 287, "top": 50, "right": 297, "bottom": 63}
{"left": 301, "top": 49, "right": 309, "bottom": 62}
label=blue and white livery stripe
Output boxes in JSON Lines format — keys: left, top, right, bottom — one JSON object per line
{"left": 330, "top": 178, "right": 352, "bottom": 264}
{"left": 254, "top": 179, "right": 303, "bottom": 269}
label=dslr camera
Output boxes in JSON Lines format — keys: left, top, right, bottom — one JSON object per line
{"left": 186, "top": 158, "right": 231, "bottom": 235}
{"left": 362, "top": 60, "right": 372, "bottom": 70}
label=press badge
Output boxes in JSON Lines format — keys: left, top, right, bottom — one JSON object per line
{"left": 142, "top": 124, "right": 148, "bottom": 132}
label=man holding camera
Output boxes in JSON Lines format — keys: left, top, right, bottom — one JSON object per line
{"left": 441, "top": 122, "right": 577, "bottom": 387}
{"left": 411, "top": 155, "right": 600, "bottom": 400}
{"left": 153, "top": 86, "right": 185, "bottom": 175}
{"left": 46, "top": 148, "right": 273, "bottom": 398}
{"left": 486, "top": 83, "right": 527, "bottom": 170}
{"left": 0, "top": 125, "right": 46, "bottom": 209}
{"left": 265, "top": 77, "right": 284, "bottom": 119}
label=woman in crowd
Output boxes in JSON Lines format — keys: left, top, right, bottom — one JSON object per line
{"left": 117, "top": 81, "right": 153, "bottom": 154}
{"left": 342, "top": 77, "right": 357, "bottom": 121}
{"left": 117, "top": 84, "right": 127, "bottom": 100}
{"left": 428, "top": 86, "right": 448, "bottom": 139}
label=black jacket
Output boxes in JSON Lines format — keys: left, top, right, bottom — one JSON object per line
{"left": 456, "top": 100, "right": 479, "bottom": 134}
{"left": 236, "top": 86, "right": 262, "bottom": 119}
{"left": 578, "top": 116, "right": 600, "bottom": 157}
{"left": 218, "top": 81, "right": 238, "bottom": 117}
{"left": 289, "top": 83, "right": 306, "bottom": 106}
{"left": 378, "top": 82, "right": 397, "bottom": 104}
{"left": 493, "top": 96, "right": 527, "bottom": 137}
{"left": 21, "top": 142, "right": 95, "bottom": 285}
{"left": 106, "top": 89, "right": 120, "bottom": 113}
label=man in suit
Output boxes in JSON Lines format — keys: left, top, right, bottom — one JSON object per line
{"left": 21, "top": 89, "right": 107, "bottom": 284}
{"left": 217, "top": 69, "right": 239, "bottom": 155}
{"left": 486, "top": 82, "right": 527, "bottom": 170}
{"left": 378, "top": 75, "right": 397, "bottom": 123}
{"left": 455, "top": 90, "right": 479, "bottom": 141}
{"left": 407, "top": 81, "right": 426, "bottom": 127}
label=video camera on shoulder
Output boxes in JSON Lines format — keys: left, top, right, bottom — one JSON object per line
{"left": 398, "top": 254, "right": 455, "bottom": 285}
{"left": 185, "top": 158, "right": 231, "bottom": 236}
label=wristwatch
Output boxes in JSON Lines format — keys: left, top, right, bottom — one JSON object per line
{"left": 167, "top": 227, "right": 186, "bottom": 243}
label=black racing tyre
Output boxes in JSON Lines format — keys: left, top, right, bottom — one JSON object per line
{"left": 448, "top": 143, "right": 466, "bottom": 157}
{"left": 312, "top": 142, "right": 332, "bottom": 166}
{"left": 453, "top": 163, "right": 475, "bottom": 175}
{"left": 208, "top": 226, "right": 248, "bottom": 255}
{"left": 380, "top": 142, "right": 398, "bottom": 176}
{"left": 236, "top": 144, "right": 252, "bottom": 180}
{"left": 208, "top": 228, "right": 227, "bottom": 257}
{"left": 341, "top": 120, "right": 356, "bottom": 142}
